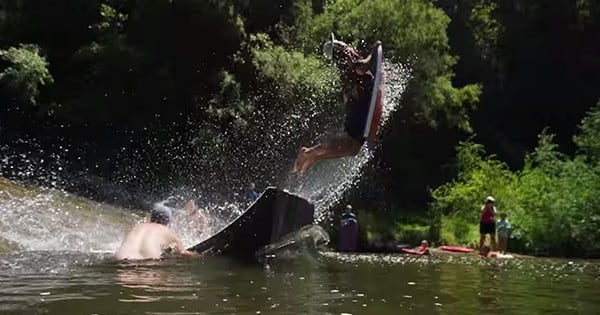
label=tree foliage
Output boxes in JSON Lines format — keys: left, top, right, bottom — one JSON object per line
{"left": 0, "top": 0, "right": 483, "bottom": 158}
{"left": 0, "top": 44, "right": 53, "bottom": 106}
{"left": 573, "top": 102, "right": 600, "bottom": 164}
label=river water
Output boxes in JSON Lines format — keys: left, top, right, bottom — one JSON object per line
{"left": 2, "top": 176, "right": 598, "bottom": 315}
{"left": 0, "top": 250, "right": 598, "bottom": 315}
{"left": 1, "top": 163, "right": 599, "bottom": 314}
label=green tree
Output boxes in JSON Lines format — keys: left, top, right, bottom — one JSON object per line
{"left": 0, "top": 44, "right": 53, "bottom": 106}
{"left": 283, "top": 0, "right": 482, "bottom": 131}
{"left": 574, "top": 101, "right": 600, "bottom": 164}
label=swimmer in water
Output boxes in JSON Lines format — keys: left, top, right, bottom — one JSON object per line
{"left": 184, "top": 199, "right": 209, "bottom": 235}
{"left": 114, "top": 203, "right": 199, "bottom": 260}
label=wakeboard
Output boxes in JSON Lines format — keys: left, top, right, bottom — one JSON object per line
{"left": 363, "top": 44, "right": 384, "bottom": 145}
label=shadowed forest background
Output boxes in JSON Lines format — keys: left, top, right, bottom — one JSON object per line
{"left": 0, "top": 0, "right": 599, "bottom": 257}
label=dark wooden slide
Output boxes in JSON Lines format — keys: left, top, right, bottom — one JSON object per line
{"left": 187, "top": 187, "right": 315, "bottom": 259}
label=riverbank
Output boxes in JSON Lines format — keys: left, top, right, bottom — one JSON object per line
{"left": 349, "top": 210, "right": 599, "bottom": 260}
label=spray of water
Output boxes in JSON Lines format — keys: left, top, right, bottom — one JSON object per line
{"left": 255, "top": 224, "right": 330, "bottom": 262}
{"left": 0, "top": 177, "right": 142, "bottom": 253}
{"left": 0, "top": 60, "right": 410, "bottom": 253}
{"left": 160, "top": 60, "right": 410, "bottom": 243}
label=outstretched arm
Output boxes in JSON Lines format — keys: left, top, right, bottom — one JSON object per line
{"left": 355, "top": 41, "right": 382, "bottom": 75}
{"left": 170, "top": 232, "right": 201, "bottom": 258}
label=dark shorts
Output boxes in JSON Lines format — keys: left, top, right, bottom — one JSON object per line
{"left": 480, "top": 221, "right": 496, "bottom": 234}
{"left": 344, "top": 96, "right": 370, "bottom": 144}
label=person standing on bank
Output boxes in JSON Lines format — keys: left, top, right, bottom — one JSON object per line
{"left": 479, "top": 196, "right": 497, "bottom": 251}
{"left": 340, "top": 204, "right": 357, "bottom": 224}
{"left": 496, "top": 212, "right": 511, "bottom": 253}
{"left": 339, "top": 204, "right": 358, "bottom": 252}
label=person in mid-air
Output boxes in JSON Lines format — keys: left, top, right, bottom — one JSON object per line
{"left": 294, "top": 36, "right": 383, "bottom": 174}
{"left": 114, "top": 202, "right": 199, "bottom": 260}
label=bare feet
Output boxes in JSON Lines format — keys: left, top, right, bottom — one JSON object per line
{"left": 294, "top": 147, "right": 310, "bottom": 173}
{"left": 294, "top": 147, "right": 318, "bottom": 174}
{"left": 298, "top": 155, "right": 316, "bottom": 173}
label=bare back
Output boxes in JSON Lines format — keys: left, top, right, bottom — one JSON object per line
{"left": 114, "top": 222, "right": 186, "bottom": 260}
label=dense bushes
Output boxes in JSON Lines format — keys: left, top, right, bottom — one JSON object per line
{"left": 430, "top": 104, "right": 600, "bottom": 258}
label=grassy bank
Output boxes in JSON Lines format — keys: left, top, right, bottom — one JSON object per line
{"left": 352, "top": 211, "right": 480, "bottom": 251}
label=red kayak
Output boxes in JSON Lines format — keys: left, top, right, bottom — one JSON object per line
{"left": 439, "top": 245, "right": 474, "bottom": 253}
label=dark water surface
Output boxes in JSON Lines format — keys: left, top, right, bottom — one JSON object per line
{"left": 1, "top": 250, "right": 598, "bottom": 315}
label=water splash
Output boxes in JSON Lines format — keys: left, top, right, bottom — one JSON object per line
{"left": 160, "top": 198, "right": 247, "bottom": 248}
{"left": 0, "top": 174, "right": 266, "bottom": 253}
{"left": 256, "top": 224, "right": 330, "bottom": 262}
{"left": 0, "top": 177, "right": 141, "bottom": 252}
{"left": 0, "top": 60, "right": 410, "bottom": 253}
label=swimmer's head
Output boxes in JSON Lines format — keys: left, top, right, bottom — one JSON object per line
{"left": 151, "top": 204, "right": 172, "bottom": 225}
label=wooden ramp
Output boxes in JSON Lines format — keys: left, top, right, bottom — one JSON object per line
{"left": 187, "top": 187, "right": 315, "bottom": 259}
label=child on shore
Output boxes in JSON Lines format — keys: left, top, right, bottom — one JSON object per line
{"left": 496, "top": 212, "right": 511, "bottom": 253}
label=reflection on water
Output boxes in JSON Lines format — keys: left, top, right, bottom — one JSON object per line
{"left": 0, "top": 250, "right": 598, "bottom": 315}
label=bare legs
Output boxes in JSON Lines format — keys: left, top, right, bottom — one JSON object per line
{"left": 498, "top": 236, "right": 507, "bottom": 253}
{"left": 479, "top": 233, "right": 497, "bottom": 251}
{"left": 294, "top": 135, "right": 363, "bottom": 173}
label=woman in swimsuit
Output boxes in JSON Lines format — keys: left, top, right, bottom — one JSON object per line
{"left": 479, "top": 196, "right": 497, "bottom": 251}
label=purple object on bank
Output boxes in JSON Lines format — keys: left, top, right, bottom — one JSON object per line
{"left": 339, "top": 218, "right": 358, "bottom": 252}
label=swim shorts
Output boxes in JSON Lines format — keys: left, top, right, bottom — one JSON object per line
{"left": 480, "top": 221, "right": 496, "bottom": 234}
{"left": 344, "top": 95, "right": 371, "bottom": 144}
